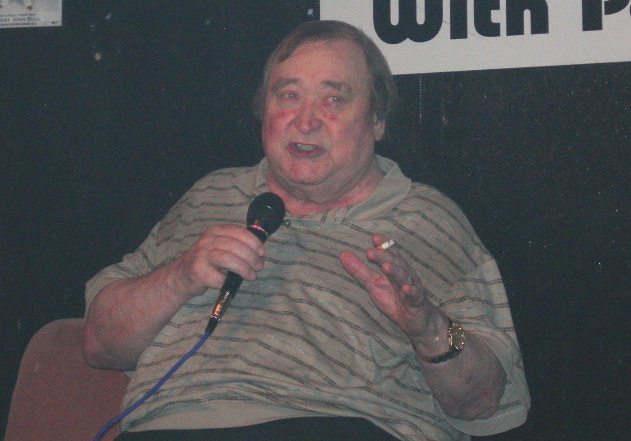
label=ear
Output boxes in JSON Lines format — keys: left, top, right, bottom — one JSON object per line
{"left": 373, "top": 118, "right": 385, "bottom": 142}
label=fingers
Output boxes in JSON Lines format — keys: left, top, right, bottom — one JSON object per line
{"left": 366, "top": 237, "right": 412, "bottom": 289}
{"left": 178, "top": 225, "right": 267, "bottom": 293}
{"left": 341, "top": 237, "right": 432, "bottom": 338}
{"left": 205, "top": 224, "right": 266, "bottom": 276}
{"left": 339, "top": 250, "right": 379, "bottom": 287}
{"left": 360, "top": 236, "right": 424, "bottom": 303}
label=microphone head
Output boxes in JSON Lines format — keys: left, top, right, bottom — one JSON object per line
{"left": 246, "top": 192, "right": 285, "bottom": 237}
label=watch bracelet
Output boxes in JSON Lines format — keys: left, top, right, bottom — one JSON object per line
{"left": 421, "top": 317, "right": 465, "bottom": 364}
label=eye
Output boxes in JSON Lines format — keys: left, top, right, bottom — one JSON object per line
{"left": 325, "top": 95, "right": 348, "bottom": 110}
{"left": 279, "top": 91, "right": 298, "bottom": 101}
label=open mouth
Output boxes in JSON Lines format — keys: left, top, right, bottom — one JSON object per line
{"left": 289, "top": 142, "right": 324, "bottom": 158}
{"left": 294, "top": 142, "right": 317, "bottom": 152}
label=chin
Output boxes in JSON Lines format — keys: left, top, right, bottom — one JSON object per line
{"left": 283, "top": 163, "right": 327, "bottom": 182}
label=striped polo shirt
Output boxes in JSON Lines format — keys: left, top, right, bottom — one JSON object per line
{"left": 86, "top": 155, "right": 529, "bottom": 440}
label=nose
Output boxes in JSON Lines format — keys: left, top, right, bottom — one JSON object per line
{"left": 293, "top": 101, "right": 323, "bottom": 134}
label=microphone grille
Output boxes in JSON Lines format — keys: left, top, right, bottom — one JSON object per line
{"left": 246, "top": 192, "right": 286, "bottom": 236}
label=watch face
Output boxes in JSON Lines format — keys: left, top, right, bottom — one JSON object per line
{"left": 451, "top": 323, "right": 466, "bottom": 350}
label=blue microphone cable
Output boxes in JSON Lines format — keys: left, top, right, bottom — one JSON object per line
{"left": 93, "top": 193, "right": 284, "bottom": 440}
{"left": 92, "top": 319, "right": 219, "bottom": 441}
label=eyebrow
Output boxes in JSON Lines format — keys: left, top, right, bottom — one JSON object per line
{"left": 322, "top": 80, "right": 353, "bottom": 96}
{"left": 270, "top": 78, "right": 299, "bottom": 93}
{"left": 270, "top": 78, "right": 354, "bottom": 96}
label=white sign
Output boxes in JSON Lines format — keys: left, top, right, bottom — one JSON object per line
{"left": 321, "top": 1, "right": 631, "bottom": 74}
{"left": 0, "top": 0, "right": 61, "bottom": 29}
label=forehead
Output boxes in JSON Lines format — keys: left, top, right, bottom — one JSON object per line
{"left": 268, "top": 39, "right": 371, "bottom": 92}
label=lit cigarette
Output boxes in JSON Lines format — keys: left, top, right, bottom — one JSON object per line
{"left": 377, "top": 239, "right": 397, "bottom": 250}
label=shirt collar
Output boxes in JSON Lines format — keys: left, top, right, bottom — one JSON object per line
{"left": 232, "top": 155, "right": 412, "bottom": 223}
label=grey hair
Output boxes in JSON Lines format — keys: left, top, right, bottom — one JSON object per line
{"left": 252, "top": 20, "right": 398, "bottom": 128}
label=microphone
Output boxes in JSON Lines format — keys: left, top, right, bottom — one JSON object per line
{"left": 206, "top": 192, "right": 285, "bottom": 334}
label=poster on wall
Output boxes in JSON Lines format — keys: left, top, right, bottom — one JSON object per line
{"left": 0, "top": 0, "right": 61, "bottom": 28}
{"left": 321, "top": 1, "right": 631, "bottom": 74}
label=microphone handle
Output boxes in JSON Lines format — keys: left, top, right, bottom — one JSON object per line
{"left": 209, "top": 272, "right": 242, "bottom": 323}
{"left": 205, "top": 225, "right": 270, "bottom": 333}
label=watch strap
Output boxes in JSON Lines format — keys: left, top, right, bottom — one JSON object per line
{"left": 422, "top": 318, "right": 465, "bottom": 364}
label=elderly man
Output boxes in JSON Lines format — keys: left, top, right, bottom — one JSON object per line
{"left": 83, "top": 20, "right": 529, "bottom": 441}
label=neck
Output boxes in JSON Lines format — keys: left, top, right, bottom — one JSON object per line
{"left": 267, "top": 161, "right": 384, "bottom": 216}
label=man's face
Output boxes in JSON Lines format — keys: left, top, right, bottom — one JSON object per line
{"left": 261, "top": 39, "right": 385, "bottom": 202}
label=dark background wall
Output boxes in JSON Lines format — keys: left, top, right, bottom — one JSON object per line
{"left": 1, "top": 1, "right": 629, "bottom": 440}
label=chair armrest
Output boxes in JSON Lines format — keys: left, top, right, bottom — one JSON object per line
{"left": 5, "top": 318, "right": 130, "bottom": 441}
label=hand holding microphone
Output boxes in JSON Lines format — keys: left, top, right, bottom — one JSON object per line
{"left": 91, "top": 194, "right": 285, "bottom": 440}
{"left": 206, "top": 192, "right": 285, "bottom": 333}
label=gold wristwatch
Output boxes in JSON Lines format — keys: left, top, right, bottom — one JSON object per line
{"left": 422, "top": 318, "right": 465, "bottom": 364}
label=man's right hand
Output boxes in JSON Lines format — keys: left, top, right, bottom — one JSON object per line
{"left": 170, "top": 224, "right": 267, "bottom": 297}
{"left": 82, "top": 224, "right": 266, "bottom": 371}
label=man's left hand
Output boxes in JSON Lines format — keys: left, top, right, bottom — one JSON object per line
{"left": 339, "top": 234, "right": 441, "bottom": 339}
